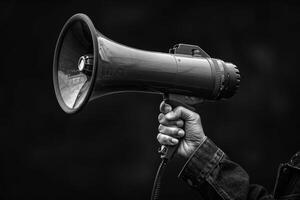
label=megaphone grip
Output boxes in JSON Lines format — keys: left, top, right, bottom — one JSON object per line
{"left": 158, "top": 93, "right": 197, "bottom": 160}
{"left": 158, "top": 145, "right": 178, "bottom": 160}
{"left": 164, "top": 98, "right": 196, "bottom": 112}
{"left": 163, "top": 93, "right": 200, "bottom": 112}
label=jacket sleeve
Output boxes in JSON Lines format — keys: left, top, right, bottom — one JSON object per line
{"left": 178, "top": 137, "right": 274, "bottom": 200}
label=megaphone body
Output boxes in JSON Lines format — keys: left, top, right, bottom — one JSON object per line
{"left": 53, "top": 14, "right": 240, "bottom": 114}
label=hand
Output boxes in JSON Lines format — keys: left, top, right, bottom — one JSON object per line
{"left": 157, "top": 101, "right": 206, "bottom": 158}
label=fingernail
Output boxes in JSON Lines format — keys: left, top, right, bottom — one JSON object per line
{"left": 178, "top": 130, "right": 184, "bottom": 136}
{"left": 158, "top": 114, "right": 163, "bottom": 120}
{"left": 165, "top": 106, "right": 172, "bottom": 112}
{"left": 171, "top": 138, "right": 178, "bottom": 144}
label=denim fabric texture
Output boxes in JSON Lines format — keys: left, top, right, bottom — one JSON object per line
{"left": 178, "top": 137, "right": 300, "bottom": 200}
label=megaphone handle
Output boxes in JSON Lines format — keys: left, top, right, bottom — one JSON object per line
{"left": 152, "top": 94, "right": 198, "bottom": 200}
{"left": 158, "top": 94, "right": 197, "bottom": 160}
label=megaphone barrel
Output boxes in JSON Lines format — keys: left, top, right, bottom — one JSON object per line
{"left": 53, "top": 14, "right": 240, "bottom": 114}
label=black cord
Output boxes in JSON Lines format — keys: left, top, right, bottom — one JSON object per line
{"left": 150, "top": 158, "right": 169, "bottom": 200}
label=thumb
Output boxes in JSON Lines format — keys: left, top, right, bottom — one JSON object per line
{"left": 165, "top": 106, "right": 198, "bottom": 121}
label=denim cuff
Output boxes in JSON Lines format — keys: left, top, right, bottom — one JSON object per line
{"left": 178, "top": 137, "right": 224, "bottom": 188}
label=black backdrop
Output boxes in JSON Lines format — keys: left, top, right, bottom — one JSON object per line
{"left": 1, "top": 1, "right": 300, "bottom": 199}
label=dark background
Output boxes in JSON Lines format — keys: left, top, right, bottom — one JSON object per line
{"left": 1, "top": 0, "right": 300, "bottom": 199}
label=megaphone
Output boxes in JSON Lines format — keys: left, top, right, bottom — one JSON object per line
{"left": 53, "top": 13, "right": 240, "bottom": 114}
{"left": 53, "top": 13, "right": 241, "bottom": 199}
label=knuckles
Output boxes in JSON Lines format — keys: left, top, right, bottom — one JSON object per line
{"left": 158, "top": 113, "right": 167, "bottom": 124}
{"left": 156, "top": 133, "right": 175, "bottom": 145}
{"left": 158, "top": 124, "right": 163, "bottom": 132}
{"left": 158, "top": 124, "right": 183, "bottom": 137}
{"left": 158, "top": 113, "right": 164, "bottom": 121}
{"left": 156, "top": 133, "right": 161, "bottom": 141}
{"left": 176, "top": 106, "right": 184, "bottom": 111}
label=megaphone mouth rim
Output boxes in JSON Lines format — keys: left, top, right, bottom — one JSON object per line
{"left": 53, "top": 13, "right": 98, "bottom": 114}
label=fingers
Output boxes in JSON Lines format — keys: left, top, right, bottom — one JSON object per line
{"left": 159, "top": 101, "right": 172, "bottom": 114}
{"left": 158, "top": 113, "right": 184, "bottom": 127}
{"left": 158, "top": 124, "right": 185, "bottom": 138}
{"left": 157, "top": 133, "right": 179, "bottom": 146}
{"left": 165, "top": 106, "right": 200, "bottom": 121}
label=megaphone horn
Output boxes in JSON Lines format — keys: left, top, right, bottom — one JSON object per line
{"left": 53, "top": 13, "right": 240, "bottom": 114}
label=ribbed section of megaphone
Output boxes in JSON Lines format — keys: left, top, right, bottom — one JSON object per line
{"left": 53, "top": 13, "right": 240, "bottom": 114}
{"left": 220, "top": 62, "right": 240, "bottom": 99}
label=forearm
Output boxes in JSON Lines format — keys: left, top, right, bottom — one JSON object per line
{"left": 178, "top": 137, "right": 274, "bottom": 200}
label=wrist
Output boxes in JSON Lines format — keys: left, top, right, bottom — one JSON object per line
{"left": 182, "top": 135, "right": 207, "bottom": 158}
